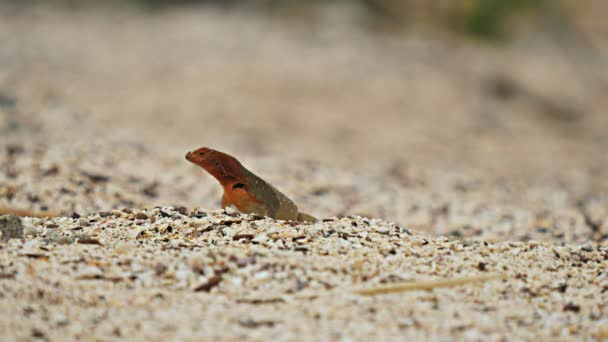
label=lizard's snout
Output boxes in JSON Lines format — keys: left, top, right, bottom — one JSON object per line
{"left": 185, "top": 151, "right": 193, "bottom": 161}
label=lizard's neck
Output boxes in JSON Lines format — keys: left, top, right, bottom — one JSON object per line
{"left": 206, "top": 164, "right": 246, "bottom": 189}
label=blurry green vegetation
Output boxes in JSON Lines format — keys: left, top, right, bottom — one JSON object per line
{"left": 465, "top": 0, "right": 546, "bottom": 40}
{"left": 0, "top": 0, "right": 555, "bottom": 41}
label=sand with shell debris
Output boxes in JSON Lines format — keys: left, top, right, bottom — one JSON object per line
{"left": 1, "top": 208, "right": 607, "bottom": 340}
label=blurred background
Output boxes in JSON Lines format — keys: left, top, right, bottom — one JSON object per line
{"left": 1, "top": 0, "right": 607, "bottom": 243}
{"left": 1, "top": 0, "right": 607, "bottom": 167}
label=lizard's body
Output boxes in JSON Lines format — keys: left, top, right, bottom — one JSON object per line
{"left": 186, "top": 147, "right": 316, "bottom": 222}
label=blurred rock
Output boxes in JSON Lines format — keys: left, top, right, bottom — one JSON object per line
{"left": 0, "top": 214, "right": 24, "bottom": 240}
{"left": 0, "top": 93, "right": 17, "bottom": 110}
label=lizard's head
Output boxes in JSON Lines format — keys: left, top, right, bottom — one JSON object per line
{"left": 185, "top": 147, "right": 214, "bottom": 165}
{"left": 185, "top": 147, "right": 242, "bottom": 184}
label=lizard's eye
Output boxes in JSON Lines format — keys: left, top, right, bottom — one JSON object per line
{"left": 214, "top": 161, "right": 219, "bottom": 166}
{"left": 198, "top": 152, "right": 205, "bottom": 157}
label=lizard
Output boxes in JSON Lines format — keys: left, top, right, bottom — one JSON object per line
{"left": 185, "top": 147, "right": 317, "bottom": 223}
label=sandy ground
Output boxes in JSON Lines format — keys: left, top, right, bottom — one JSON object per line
{"left": 0, "top": 5, "right": 607, "bottom": 341}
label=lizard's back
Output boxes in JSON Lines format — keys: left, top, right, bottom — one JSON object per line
{"left": 242, "top": 167, "right": 299, "bottom": 220}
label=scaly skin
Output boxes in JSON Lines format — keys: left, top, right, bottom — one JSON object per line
{"left": 185, "top": 147, "right": 317, "bottom": 222}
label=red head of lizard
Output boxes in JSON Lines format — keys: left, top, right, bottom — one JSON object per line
{"left": 185, "top": 147, "right": 244, "bottom": 187}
